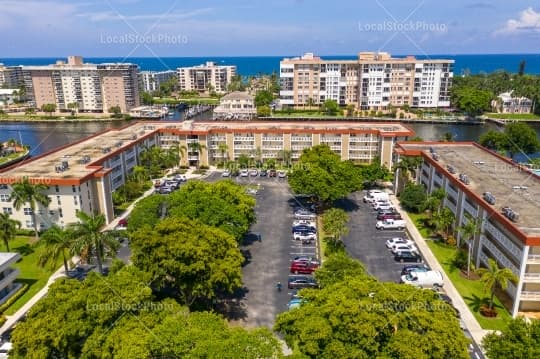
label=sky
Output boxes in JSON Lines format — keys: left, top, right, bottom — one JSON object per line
{"left": 1, "top": 0, "right": 539, "bottom": 57}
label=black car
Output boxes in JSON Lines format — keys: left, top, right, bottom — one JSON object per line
{"left": 259, "top": 169, "right": 268, "bottom": 177}
{"left": 292, "top": 225, "right": 316, "bottom": 234}
{"left": 394, "top": 251, "right": 422, "bottom": 263}
{"left": 400, "top": 264, "right": 430, "bottom": 276}
{"left": 288, "top": 275, "right": 318, "bottom": 289}
{"left": 268, "top": 169, "right": 277, "bottom": 177}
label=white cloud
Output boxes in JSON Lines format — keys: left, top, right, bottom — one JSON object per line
{"left": 79, "top": 8, "right": 213, "bottom": 22}
{"left": 0, "top": 0, "right": 80, "bottom": 29}
{"left": 495, "top": 7, "right": 540, "bottom": 35}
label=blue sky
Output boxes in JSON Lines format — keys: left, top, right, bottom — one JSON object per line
{"left": 1, "top": 0, "right": 539, "bottom": 57}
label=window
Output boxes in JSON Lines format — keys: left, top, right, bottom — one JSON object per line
{"left": 49, "top": 210, "right": 55, "bottom": 216}
{"left": 72, "top": 185, "right": 76, "bottom": 193}
{"left": 0, "top": 194, "right": 10, "bottom": 202}
{"left": 25, "top": 220, "right": 34, "bottom": 228}
{"left": 55, "top": 185, "right": 59, "bottom": 193}
{"left": 74, "top": 196, "right": 78, "bottom": 205}
{"left": 23, "top": 208, "right": 33, "bottom": 215}
{"left": 2, "top": 208, "right": 12, "bottom": 215}
{"left": 58, "top": 208, "right": 63, "bottom": 218}
{"left": 57, "top": 196, "right": 61, "bottom": 205}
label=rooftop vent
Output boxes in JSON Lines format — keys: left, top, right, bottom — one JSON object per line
{"left": 55, "top": 162, "right": 68, "bottom": 173}
{"left": 131, "top": 134, "right": 137, "bottom": 140}
{"left": 483, "top": 192, "right": 496, "bottom": 205}
{"left": 501, "top": 207, "right": 520, "bottom": 222}
{"left": 459, "top": 173, "right": 470, "bottom": 185}
{"left": 432, "top": 153, "right": 440, "bottom": 161}
{"left": 115, "top": 141, "right": 123, "bottom": 148}
{"left": 102, "top": 147, "right": 111, "bottom": 154}
{"left": 61, "top": 160, "right": 69, "bottom": 169}
{"left": 429, "top": 146, "right": 435, "bottom": 154}
{"left": 78, "top": 155, "right": 91, "bottom": 164}
{"left": 447, "top": 165, "right": 456, "bottom": 174}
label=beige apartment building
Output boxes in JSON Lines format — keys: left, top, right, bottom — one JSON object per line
{"left": 396, "top": 142, "right": 540, "bottom": 317}
{"left": 280, "top": 52, "right": 453, "bottom": 110}
{"left": 0, "top": 120, "right": 412, "bottom": 231}
{"left": 177, "top": 62, "right": 236, "bottom": 93}
{"left": 21, "top": 56, "right": 139, "bottom": 113}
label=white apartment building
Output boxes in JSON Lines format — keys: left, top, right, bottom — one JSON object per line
{"left": 491, "top": 91, "right": 533, "bottom": 114}
{"left": 213, "top": 92, "right": 256, "bottom": 120}
{"left": 396, "top": 142, "right": 540, "bottom": 317}
{"left": 177, "top": 62, "right": 236, "bottom": 93}
{"left": 0, "top": 120, "right": 412, "bottom": 232}
{"left": 0, "top": 253, "right": 21, "bottom": 304}
{"left": 21, "top": 56, "right": 140, "bottom": 113}
{"left": 139, "top": 70, "right": 177, "bottom": 93}
{"left": 280, "top": 52, "right": 453, "bottom": 110}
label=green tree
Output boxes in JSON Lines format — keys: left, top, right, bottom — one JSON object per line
{"left": 10, "top": 177, "right": 51, "bottom": 240}
{"left": 129, "top": 165, "right": 148, "bottom": 185}
{"left": 360, "top": 159, "right": 391, "bottom": 187}
{"left": 322, "top": 99, "right": 339, "bottom": 115}
{"left": 314, "top": 253, "right": 365, "bottom": 287}
{"left": 476, "top": 258, "right": 518, "bottom": 311}
{"left": 275, "top": 273, "right": 469, "bottom": 358}
{"left": 187, "top": 141, "right": 207, "bottom": 169}
{"left": 479, "top": 130, "right": 508, "bottom": 152}
{"left": 38, "top": 225, "right": 75, "bottom": 273}
{"left": 67, "top": 102, "right": 78, "bottom": 116}
{"left": 457, "top": 213, "right": 482, "bottom": 278}
{"left": 0, "top": 212, "right": 21, "bottom": 252}
{"left": 453, "top": 88, "right": 492, "bottom": 116}
{"left": 322, "top": 208, "right": 349, "bottom": 241}
{"left": 483, "top": 317, "right": 540, "bottom": 359}
{"left": 126, "top": 194, "right": 164, "bottom": 231}
{"left": 109, "top": 105, "right": 122, "bottom": 118}
{"left": 256, "top": 105, "right": 271, "bottom": 117}
{"left": 237, "top": 153, "right": 249, "bottom": 168}
{"left": 394, "top": 156, "right": 422, "bottom": 183}
{"left": 130, "top": 216, "right": 243, "bottom": 306}
{"left": 503, "top": 122, "right": 540, "bottom": 159}
{"left": 431, "top": 207, "right": 455, "bottom": 239}
{"left": 399, "top": 183, "right": 427, "bottom": 213}
{"left": 423, "top": 188, "right": 446, "bottom": 216}
{"left": 141, "top": 91, "right": 154, "bottom": 105}
{"left": 217, "top": 143, "right": 229, "bottom": 164}
{"left": 40, "top": 103, "right": 56, "bottom": 117}
{"left": 288, "top": 145, "right": 363, "bottom": 205}
{"left": 277, "top": 149, "right": 292, "bottom": 167}
{"left": 70, "top": 212, "right": 119, "bottom": 275}
{"left": 254, "top": 90, "right": 273, "bottom": 107}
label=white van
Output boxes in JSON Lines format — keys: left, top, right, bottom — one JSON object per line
{"left": 364, "top": 191, "right": 389, "bottom": 204}
{"left": 400, "top": 270, "right": 443, "bottom": 288}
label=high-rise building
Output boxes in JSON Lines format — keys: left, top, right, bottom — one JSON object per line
{"left": 0, "top": 64, "right": 24, "bottom": 89}
{"left": 21, "top": 56, "right": 140, "bottom": 113}
{"left": 139, "top": 70, "right": 177, "bottom": 92}
{"left": 177, "top": 62, "right": 236, "bottom": 93}
{"left": 280, "top": 52, "right": 453, "bottom": 110}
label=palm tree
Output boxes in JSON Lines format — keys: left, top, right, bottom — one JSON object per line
{"left": 457, "top": 213, "right": 482, "bottom": 278}
{"left": 0, "top": 212, "right": 21, "bottom": 251}
{"left": 187, "top": 142, "right": 207, "bottom": 169}
{"left": 431, "top": 207, "right": 455, "bottom": 239}
{"left": 477, "top": 258, "right": 518, "bottom": 311}
{"left": 10, "top": 177, "right": 51, "bottom": 240}
{"left": 394, "top": 156, "right": 423, "bottom": 182}
{"left": 70, "top": 212, "right": 119, "bottom": 274}
{"left": 278, "top": 149, "right": 292, "bottom": 168}
{"left": 38, "top": 225, "right": 76, "bottom": 273}
{"left": 218, "top": 143, "right": 229, "bottom": 165}
{"left": 130, "top": 165, "right": 148, "bottom": 185}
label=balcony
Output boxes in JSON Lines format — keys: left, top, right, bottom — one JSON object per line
{"left": 262, "top": 145, "right": 283, "bottom": 150}
{"left": 528, "top": 255, "right": 540, "bottom": 263}
{"left": 210, "top": 136, "right": 226, "bottom": 142}
{"left": 320, "top": 137, "right": 342, "bottom": 143}
{"left": 262, "top": 137, "right": 283, "bottom": 142}
{"left": 0, "top": 268, "right": 20, "bottom": 291}
{"left": 520, "top": 291, "right": 540, "bottom": 301}
{"left": 188, "top": 155, "right": 199, "bottom": 161}
{"left": 523, "top": 273, "right": 540, "bottom": 282}
{"left": 234, "top": 136, "right": 255, "bottom": 142}
{"left": 349, "top": 146, "right": 377, "bottom": 151}
{"left": 329, "top": 145, "right": 342, "bottom": 151}
{"left": 349, "top": 137, "right": 378, "bottom": 143}
{"left": 234, "top": 144, "right": 255, "bottom": 150}
{"left": 186, "top": 138, "right": 199, "bottom": 144}
{"left": 291, "top": 137, "right": 312, "bottom": 142}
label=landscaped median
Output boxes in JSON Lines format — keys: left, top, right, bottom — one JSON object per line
{"left": 426, "top": 240, "right": 511, "bottom": 331}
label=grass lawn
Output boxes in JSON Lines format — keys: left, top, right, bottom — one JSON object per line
{"left": 407, "top": 212, "right": 434, "bottom": 239}
{"left": 427, "top": 240, "right": 512, "bottom": 331}
{"left": 486, "top": 112, "right": 540, "bottom": 120}
{"left": 4, "top": 236, "right": 61, "bottom": 315}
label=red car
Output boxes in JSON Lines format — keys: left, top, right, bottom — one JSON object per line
{"left": 290, "top": 261, "right": 319, "bottom": 275}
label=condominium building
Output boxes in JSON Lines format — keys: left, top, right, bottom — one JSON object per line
{"left": 139, "top": 70, "right": 177, "bottom": 92}
{"left": 0, "top": 252, "right": 22, "bottom": 305}
{"left": 213, "top": 92, "right": 256, "bottom": 120}
{"left": 21, "top": 56, "right": 140, "bottom": 113}
{"left": 177, "top": 62, "right": 236, "bottom": 93}
{"left": 492, "top": 91, "right": 533, "bottom": 114}
{"left": 0, "top": 64, "right": 24, "bottom": 89}
{"left": 395, "top": 142, "right": 540, "bottom": 317}
{"left": 280, "top": 52, "right": 453, "bottom": 110}
{"left": 0, "top": 120, "right": 412, "bottom": 231}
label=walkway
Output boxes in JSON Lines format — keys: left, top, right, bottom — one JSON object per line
{"left": 389, "top": 195, "right": 491, "bottom": 349}
{"left": 0, "top": 167, "right": 213, "bottom": 336}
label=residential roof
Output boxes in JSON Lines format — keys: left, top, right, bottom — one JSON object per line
{"left": 220, "top": 92, "right": 253, "bottom": 101}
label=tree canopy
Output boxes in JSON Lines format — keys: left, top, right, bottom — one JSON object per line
{"left": 275, "top": 257, "right": 469, "bottom": 358}
{"left": 479, "top": 122, "right": 540, "bottom": 159}
{"left": 399, "top": 183, "right": 427, "bottom": 213}
{"left": 9, "top": 266, "right": 280, "bottom": 358}
{"left": 288, "top": 145, "right": 363, "bottom": 204}
{"left": 482, "top": 317, "right": 540, "bottom": 359}
{"left": 130, "top": 216, "right": 244, "bottom": 306}
{"left": 254, "top": 90, "right": 273, "bottom": 107}
{"left": 452, "top": 88, "right": 493, "bottom": 116}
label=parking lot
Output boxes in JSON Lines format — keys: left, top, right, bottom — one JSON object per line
{"left": 206, "top": 172, "right": 320, "bottom": 328}
{"left": 337, "top": 191, "right": 419, "bottom": 283}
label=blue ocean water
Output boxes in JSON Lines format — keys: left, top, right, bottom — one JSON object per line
{"left": 1, "top": 54, "right": 539, "bottom": 76}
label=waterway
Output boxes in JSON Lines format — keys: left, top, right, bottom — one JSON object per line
{"left": 0, "top": 119, "right": 539, "bottom": 163}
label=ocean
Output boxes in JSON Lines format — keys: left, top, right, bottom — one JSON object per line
{"left": 1, "top": 54, "right": 540, "bottom": 76}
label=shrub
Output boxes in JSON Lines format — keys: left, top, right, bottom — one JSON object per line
{"left": 15, "top": 229, "right": 35, "bottom": 236}
{"left": 199, "top": 165, "right": 210, "bottom": 170}
{"left": 451, "top": 249, "right": 467, "bottom": 271}
{"left": 446, "top": 235, "right": 457, "bottom": 246}
{"left": 0, "top": 283, "right": 29, "bottom": 314}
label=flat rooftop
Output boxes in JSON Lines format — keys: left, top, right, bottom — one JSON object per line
{"left": 0, "top": 121, "right": 412, "bottom": 183}
{"left": 398, "top": 142, "right": 540, "bottom": 238}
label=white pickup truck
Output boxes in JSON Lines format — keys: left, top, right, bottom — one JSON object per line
{"left": 375, "top": 219, "right": 406, "bottom": 230}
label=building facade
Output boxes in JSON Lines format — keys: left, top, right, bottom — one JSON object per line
{"left": 213, "top": 92, "right": 256, "bottom": 120}
{"left": 177, "top": 62, "right": 236, "bottom": 93}
{"left": 395, "top": 142, "right": 540, "bottom": 317}
{"left": 280, "top": 52, "right": 453, "bottom": 110}
{"left": 0, "top": 253, "right": 22, "bottom": 305}
{"left": 0, "top": 64, "right": 24, "bottom": 89}
{"left": 492, "top": 91, "right": 533, "bottom": 114}
{"left": 21, "top": 56, "right": 140, "bottom": 113}
{"left": 139, "top": 70, "right": 177, "bottom": 92}
{"left": 0, "top": 121, "right": 412, "bottom": 231}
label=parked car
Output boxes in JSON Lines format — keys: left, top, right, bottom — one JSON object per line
{"left": 117, "top": 218, "right": 128, "bottom": 227}
{"left": 290, "top": 260, "right": 319, "bottom": 274}
{"left": 0, "top": 342, "right": 12, "bottom": 359}
{"left": 292, "top": 225, "right": 316, "bottom": 234}
{"left": 159, "top": 186, "right": 172, "bottom": 194}
{"left": 391, "top": 243, "right": 418, "bottom": 255}
{"left": 269, "top": 169, "right": 277, "bottom": 177}
{"left": 288, "top": 276, "right": 318, "bottom": 289}
{"left": 292, "top": 219, "right": 316, "bottom": 227}
{"left": 240, "top": 169, "right": 249, "bottom": 177}
{"left": 401, "top": 264, "right": 430, "bottom": 276}
{"left": 165, "top": 180, "right": 179, "bottom": 190}
{"left": 277, "top": 170, "right": 287, "bottom": 178}
{"left": 373, "top": 202, "right": 393, "bottom": 211}
{"left": 376, "top": 219, "right": 406, "bottom": 230}
{"left": 394, "top": 251, "right": 422, "bottom": 263}
{"left": 292, "top": 256, "right": 320, "bottom": 266}
{"left": 259, "top": 169, "right": 268, "bottom": 177}
{"left": 377, "top": 213, "right": 402, "bottom": 221}
{"left": 363, "top": 190, "right": 388, "bottom": 203}
{"left": 293, "top": 231, "right": 316, "bottom": 243}
{"left": 154, "top": 179, "right": 162, "bottom": 188}
{"left": 385, "top": 237, "right": 407, "bottom": 249}
{"left": 400, "top": 270, "right": 443, "bottom": 289}
{"left": 249, "top": 169, "right": 258, "bottom": 177}
{"left": 173, "top": 174, "right": 187, "bottom": 182}
{"left": 246, "top": 188, "right": 258, "bottom": 195}
{"left": 287, "top": 298, "right": 305, "bottom": 310}
{"left": 222, "top": 170, "right": 231, "bottom": 177}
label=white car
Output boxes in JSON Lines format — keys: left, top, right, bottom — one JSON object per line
{"left": 249, "top": 169, "right": 258, "bottom": 177}
{"left": 222, "top": 170, "right": 231, "bottom": 177}
{"left": 293, "top": 220, "right": 316, "bottom": 227}
{"left": 391, "top": 244, "right": 418, "bottom": 255}
{"left": 0, "top": 342, "right": 12, "bottom": 359}
{"left": 240, "top": 169, "right": 249, "bottom": 177}
{"left": 277, "top": 170, "right": 287, "bottom": 178}
{"left": 173, "top": 174, "right": 187, "bottom": 182}
{"left": 293, "top": 232, "right": 316, "bottom": 242}
{"left": 385, "top": 237, "right": 407, "bottom": 249}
